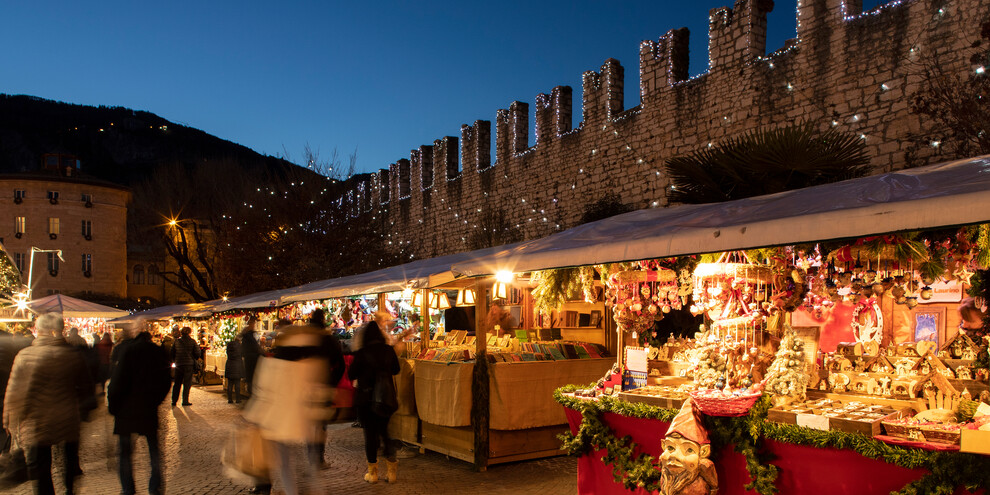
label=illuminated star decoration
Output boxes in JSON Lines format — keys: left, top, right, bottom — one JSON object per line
{"left": 953, "top": 265, "right": 975, "bottom": 285}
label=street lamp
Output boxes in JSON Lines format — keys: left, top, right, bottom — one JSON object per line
{"left": 26, "top": 247, "right": 64, "bottom": 299}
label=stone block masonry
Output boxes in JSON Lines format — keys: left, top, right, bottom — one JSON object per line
{"left": 344, "top": 0, "right": 989, "bottom": 260}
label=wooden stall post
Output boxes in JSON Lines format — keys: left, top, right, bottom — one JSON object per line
{"left": 472, "top": 277, "right": 490, "bottom": 471}
{"left": 420, "top": 288, "right": 431, "bottom": 344}
{"left": 377, "top": 293, "right": 387, "bottom": 313}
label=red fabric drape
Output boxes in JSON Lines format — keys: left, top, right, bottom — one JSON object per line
{"left": 564, "top": 406, "right": 980, "bottom": 495}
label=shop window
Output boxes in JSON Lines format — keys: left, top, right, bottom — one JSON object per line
{"left": 13, "top": 190, "right": 24, "bottom": 204}
{"left": 81, "top": 254, "right": 92, "bottom": 276}
{"left": 82, "top": 220, "right": 92, "bottom": 240}
{"left": 47, "top": 191, "right": 59, "bottom": 204}
{"left": 47, "top": 252, "right": 59, "bottom": 276}
{"left": 48, "top": 217, "right": 59, "bottom": 239}
{"left": 133, "top": 265, "right": 145, "bottom": 285}
{"left": 147, "top": 264, "right": 161, "bottom": 285}
{"left": 14, "top": 216, "right": 25, "bottom": 237}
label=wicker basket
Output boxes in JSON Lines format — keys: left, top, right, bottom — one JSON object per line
{"left": 920, "top": 426, "right": 962, "bottom": 445}
{"left": 689, "top": 391, "right": 763, "bottom": 417}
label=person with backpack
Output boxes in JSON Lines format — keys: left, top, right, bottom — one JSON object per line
{"left": 348, "top": 312, "right": 400, "bottom": 484}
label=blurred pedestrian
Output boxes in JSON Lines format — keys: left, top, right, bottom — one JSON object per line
{"left": 95, "top": 332, "right": 113, "bottom": 395}
{"left": 0, "top": 326, "right": 16, "bottom": 455}
{"left": 241, "top": 316, "right": 262, "bottom": 395}
{"left": 64, "top": 327, "right": 87, "bottom": 349}
{"left": 225, "top": 335, "right": 244, "bottom": 404}
{"left": 243, "top": 320, "right": 333, "bottom": 495}
{"left": 108, "top": 320, "right": 171, "bottom": 495}
{"left": 3, "top": 312, "right": 93, "bottom": 495}
{"left": 349, "top": 314, "right": 400, "bottom": 484}
{"left": 307, "top": 309, "right": 345, "bottom": 468}
{"left": 170, "top": 326, "right": 200, "bottom": 407}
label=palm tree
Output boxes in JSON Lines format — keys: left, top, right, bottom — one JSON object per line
{"left": 665, "top": 123, "right": 870, "bottom": 204}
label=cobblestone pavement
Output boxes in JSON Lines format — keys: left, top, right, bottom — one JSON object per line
{"left": 8, "top": 385, "right": 577, "bottom": 494}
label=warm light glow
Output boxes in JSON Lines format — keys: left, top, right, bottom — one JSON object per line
{"left": 168, "top": 218, "right": 178, "bottom": 227}
{"left": 493, "top": 282, "right": 509, "bottom": 300}
{"left": 495, "top": 270, "right": 514, "bottom": 283}
{"left": 413, "top": 291, "right": 424, "bottom": 307}
{"left": 402, "top": 287, "right": 414, "bottom": 299}
{"left": 437, "top": 292, "right": 451, "bottom": 310}
{"left": 455, "top": 288, "right": 476, "bottom": 306}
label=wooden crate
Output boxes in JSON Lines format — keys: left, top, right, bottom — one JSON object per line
{"left": 489, "top": 426, "right": 568, "bottom": 464}
{"left": 617, "top": 391, "right": 686, "bottom": 410}
{"left": 388, "top": 413, "right": 420, "bottom": 445}
{"left": 420, "top": 422, "right": 474, "bottom": 464}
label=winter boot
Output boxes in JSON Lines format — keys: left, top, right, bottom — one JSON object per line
{"left": 363, "top": 462, "right": 379, "bottom": 483}
{"left": 385, "top": 459, "right": 398, "bottom": 483}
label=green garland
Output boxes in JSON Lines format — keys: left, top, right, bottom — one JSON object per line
{"left": 555, "top": 385, "right": 990, "bottom": 495}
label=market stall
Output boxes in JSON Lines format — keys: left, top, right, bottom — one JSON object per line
{"left": 27, "top": 294, "right": 128, "bottom": 340}
{"left": 448, "top": 155, "right": 990, "bottom": 493}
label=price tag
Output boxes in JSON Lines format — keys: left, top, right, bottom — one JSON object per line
{"left": 796, "top": 413, "right": 829, "bottom": 431}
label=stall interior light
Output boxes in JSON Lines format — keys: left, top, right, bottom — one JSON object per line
{"left": 455, "top": 288, "right": 476, "bottom": 306}
{"left": 436, "top": 292, "right": 451, "bottom": 310}
{"left": 492, "top": 282, "right": 509, "bottom": 300}
{"left": 402, "top": 287, "right": 414, "bottom": 299}
{"left": 412, "top": 291, "right": 424, "bottom": 307}
{"left": 495, "top": 270, "right": 515, "bottom": 283}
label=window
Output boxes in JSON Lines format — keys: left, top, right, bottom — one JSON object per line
{"left": 13, "top": 190, "right": 24, "bottom": 203}
{"left": 133, "top": 265, "right": 145, "bottom": 285}
{"left": 47, "top": 191, "right": 59, "bottom": 204}
{"left": 81, "top": 193, "right": 92, "bottom": 204}
{"left": 13, "top": 253, "right": 24, "bottom": 272}
{"left": 81, "top": 254, "right": 92, "bottom": 274}
{"left": 147, "top": 264, "right": 161, "bottom": 285}
{"left": 47, "top": 252, "right": 59, "bottom": 274}
{"left": 14, "top": 216, "right": 25, "bottom": 234}
{"left": 82, "top": 220, "right": 92, "bottom": 239}
{"left": 48, "top": 217, "right": 60, "bottom": 235}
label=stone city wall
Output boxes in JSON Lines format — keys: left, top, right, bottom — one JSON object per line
{"left": 340, "top": 0, "right": 988, "bottom": 259}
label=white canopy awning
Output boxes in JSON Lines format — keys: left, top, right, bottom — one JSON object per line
{"left": 280, "top": 243, "right": 521, "bottom": 303}
{"left": 27, "top": 294, "right": 129, "bottom": 319}
{"left": 211, "top": 289, "right": 288, "bottom": 312}
{"left": 109, "top": 301, "right": 219, "bottom": 323}
{"left": 451, "top": 155, "right": 990, "bottom": 276}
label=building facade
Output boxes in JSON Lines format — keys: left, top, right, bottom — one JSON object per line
{"left": 0, "top": 173, "right": 131, "bottom": 298}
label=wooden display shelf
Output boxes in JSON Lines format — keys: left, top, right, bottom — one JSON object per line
{"left": 805, "top": 389, "right": 925, "bottom": 412}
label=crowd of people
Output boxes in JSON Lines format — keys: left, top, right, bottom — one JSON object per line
{"left": 0, "top": 307, "right": 405, "bottom": 495}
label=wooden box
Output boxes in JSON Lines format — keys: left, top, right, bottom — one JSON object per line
{"left": 617, "top": 391, "right": 686, "bottom": 410}
{"left": 768, "top": 402, "right": 909, "bottom": 436}
{"left": 960, "top": 428, "right": 990, "bottom": 454}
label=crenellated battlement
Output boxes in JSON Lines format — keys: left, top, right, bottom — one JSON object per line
{"left": 337, "top": 0, "right": 984, "bottom": 259}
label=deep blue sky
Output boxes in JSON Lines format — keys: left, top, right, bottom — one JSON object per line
{"left": 1, "top": 1, "right": 884, "bottom": 175}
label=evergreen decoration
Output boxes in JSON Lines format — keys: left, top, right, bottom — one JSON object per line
{"left": 555, "top": 384, "right": 990, "bottom": 495}
{"left": 665, "top": 123, "right": 870, "bottom": 205}
{"left": 0, "top": 244, "right": 22, "bottom": 299}
{"left": 217, "top": 318, "right": 239, "bottom": 346}
{"left": 531, "top": 267, "right": 583, "bottom": 316}
{"left": 765, "top": 325, "right": 810, "bottom": 403}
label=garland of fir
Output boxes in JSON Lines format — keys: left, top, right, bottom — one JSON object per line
{"left": 554, "top": 385, "right": 990, "bottom": 495}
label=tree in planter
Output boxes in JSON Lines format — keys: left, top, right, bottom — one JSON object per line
{"left": 765, "top": 325, "right": 810, "bottom": 405}
{"left": 665, "top": 123, "right": 870, "bottom": 204}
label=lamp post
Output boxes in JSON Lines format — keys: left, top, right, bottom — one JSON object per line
{"left": 26, "top": 247, "right": 64, "bottom": 299}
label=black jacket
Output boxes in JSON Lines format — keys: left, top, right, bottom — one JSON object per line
{"left": 170, "top": 335, "right": 201, "bottom": 368}
{"left": 348, "top": 322, "right": 400, "bottom": 408}
{"left": 108, "top": 332, "right": 171, "bottom": 435}
{"left": 225, "top": 338, "right": 245, "bottom": 378}
{"left": 241, "top": 331, "right": 263, "bottom": 378}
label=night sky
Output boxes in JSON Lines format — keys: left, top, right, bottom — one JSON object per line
{"left": 2, "top": 1, "right": 885, "bottom": 175}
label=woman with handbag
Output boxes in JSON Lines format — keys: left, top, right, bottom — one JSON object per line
{"left": 348, "top": 313, "right": 400, "bottom": 484}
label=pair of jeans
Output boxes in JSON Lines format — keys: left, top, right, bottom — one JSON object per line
{"left": 357, "top": 406, "right": 395, "bottom": 463}
{"left": 26, "top": 442, "right": 78, "bottom": 495}
{"left": 118, "top": 434, "right": 162, "bottom": 495}
{"left": 273, "top": 441, "right": 317, "bottom": 495}
{"left": 226, "top": 377, "right": 242, "bottom": 402}
{"left": 171, "top": 365, "right": 193, "bottom": 404}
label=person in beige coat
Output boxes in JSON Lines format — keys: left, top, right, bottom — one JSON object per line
{"left": 3, "top": 312, "right": 93, "bottom": 495}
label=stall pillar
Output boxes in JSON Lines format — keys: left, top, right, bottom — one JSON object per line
{"left": 472, "top": 277, "right": 490, "bottom": 471}
{"left": 378, "top": 293, "right": 387, "bottom": 313}
{"left": 420, "top": 289, "right": 431, "bottom": 343}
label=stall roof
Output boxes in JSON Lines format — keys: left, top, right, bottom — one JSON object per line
{"left": 211, "top": 289, "right": 289, "bottom": 312}
{"left": 27, "top": 294, "right": 129, "bottom": 319}
{"left": 280, "top": 243, "right": 522, "bottom": 303}
{"left": 451, "top": 155, "right": 990, "bottom": 276}
{"left": 109, "top": 301, "right": 219, "bottom": 323}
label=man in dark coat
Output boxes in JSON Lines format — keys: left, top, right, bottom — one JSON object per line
{"left": 240, "top": 316, "right": 263, "bottom": 395}
{"left": 108, "top": 321, "right": 171, "bottom": 495}
{"left": 170, "top": 327, "right": 200, "bottom": 407}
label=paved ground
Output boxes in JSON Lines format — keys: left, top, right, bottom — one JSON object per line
{"left": 7, "top": 385, "right": 577, "bottom": 494}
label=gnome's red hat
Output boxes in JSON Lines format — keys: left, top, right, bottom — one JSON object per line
{"left": 665, "top": 398, "right": 710, "bottom": 445}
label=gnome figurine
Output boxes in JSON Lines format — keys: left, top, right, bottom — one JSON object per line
{"left": 659, "top": 399, "right": 718, "bottom": 495}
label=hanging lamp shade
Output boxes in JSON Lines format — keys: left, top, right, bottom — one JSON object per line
{"left": 413, "top": 291, "right": 424, "bottom": 307}
{"left": 437, "top": 292, "right": 451, "bottom": 310}
{"left": 456, "top": 288, "right": 476, "bottom": 306}
{"left": 493, "top": 282, "right": 509, "bottom": 300}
